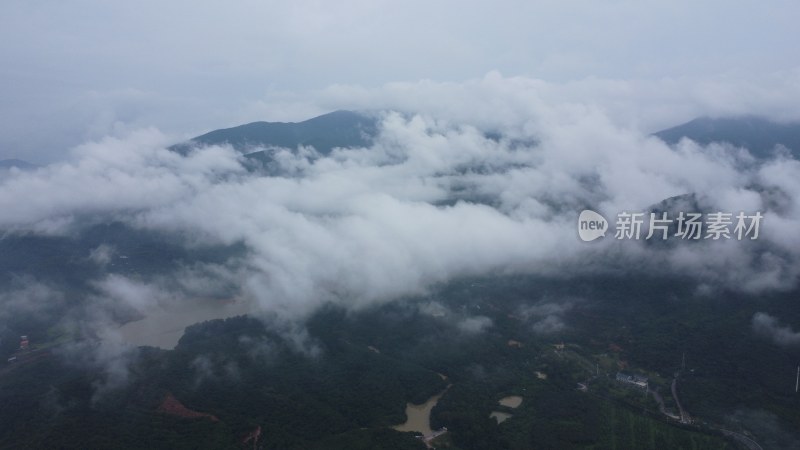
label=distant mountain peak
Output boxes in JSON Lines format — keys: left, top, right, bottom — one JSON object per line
{"left": 654, "top": 116, "right": 800, "bottom": 158}
{"left": 0, "top": 159, "right": 38, "bottom": 170}
{"left": 172, "top": 110, "right": 378, "bottom": 155}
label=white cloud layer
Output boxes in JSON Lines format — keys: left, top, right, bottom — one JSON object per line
{"left": 0, "top": 77, "right": 799, "bottom": 325}
{"left": 2, "top": 1, "right": 800, "bottom": 162}
{"left": 752, "top": 312, "right": 800, "bottom": 347}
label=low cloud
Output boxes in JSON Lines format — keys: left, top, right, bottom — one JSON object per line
{"left": 88, "top": 244, "right": 115, "bottom": 266}
{"left": 752, "top": 312, "right": 800, "bottom": 347}
{"left": 532, "top": 316, "right": 567, "bottom": 335}
{"left": 0, "top": 279, "right": 65, "bottom": 322}
{"left": 2, "top": 76, "right": 800, "bottom": 385}
{"left": 457, "top": 316, "right": 493, "bottom": 334}
{"left": 519, "top": 300, "right": 575, "bottom": 335}
{"left": 190, "top": 355, "right": 241, "bottom": 388}
{"left": 56, "top": 324, "right": 140, "bottom": 404}
{"left": 91, "top": 275, "right": 171, "bottom": 313}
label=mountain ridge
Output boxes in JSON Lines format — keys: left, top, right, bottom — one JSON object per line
{"left": 171, "top": 110, "right": 378, "bottom": 155}
{"left": 0, "top": 159, "right": 38, "bottom": 170}
{"left": 654, "top": 116, "right": 800, "bottom": 158}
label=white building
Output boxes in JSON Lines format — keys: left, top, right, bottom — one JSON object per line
{"left": 616, "top": 372, "right": 648, "bottom": 390}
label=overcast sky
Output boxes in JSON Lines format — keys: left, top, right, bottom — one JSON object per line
{"left": 2, "top": 0, "right": 800, "bottom": 163}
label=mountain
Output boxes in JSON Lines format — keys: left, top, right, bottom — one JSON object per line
{"left": 172, "top": 110, "right": 378, "bottom": 155}
{"left": 2, "top": 112, "right": 798, "bottom": 449}
{"left": 1, "top": 276, "right": 747, "bottom": 449}
{"left": 183, "top": 113, "right": 800, "bottom": 162}
{"left": 654, "top": 116, "right": 800, "bottom": 159}
{"left": 0, "top": 159, "right": 38, "bottom": 170}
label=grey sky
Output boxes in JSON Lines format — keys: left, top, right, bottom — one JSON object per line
{"left": 1, "top": 0, "right": 799, "bottom": 163}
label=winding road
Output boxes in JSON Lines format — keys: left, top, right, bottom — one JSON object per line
{"left": 669, "top": 377, "right": 762, "bottom": 450}
{"left": 670, "top": 378, "right": 690, "bottom": 424}
{"left": 719, "top": 429, "right": 763, "bottom": 450}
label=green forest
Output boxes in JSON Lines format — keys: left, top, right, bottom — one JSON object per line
{"left": 3, "top": 273, "right": 793, "bottom": 448}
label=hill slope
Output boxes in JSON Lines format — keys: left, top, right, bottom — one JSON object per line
{"left": 173, "top": 110, "right": 378, "bottom": 155}
{"left": 0, "top": 159, "right": 38, "bottom": 170}
{"left": 654, "top": 116, "right": 800, "bottom": 158}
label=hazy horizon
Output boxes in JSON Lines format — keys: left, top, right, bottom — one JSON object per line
{"left": 2, "top": 1, "right": 800, "bottom": 163}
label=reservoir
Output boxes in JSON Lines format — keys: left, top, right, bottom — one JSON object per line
{"left": 117, "top": 299, "right": 251, "bottom": 349}
{"left": 490, "top": 395, "right": 523, "bottom": 424}
{"left": 393, "top": 386, "right": 450, "bottom": 436}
